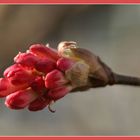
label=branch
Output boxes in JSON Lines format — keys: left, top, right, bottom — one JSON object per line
{"left": 113, "top": 73, "right": 140, "bottom": 86}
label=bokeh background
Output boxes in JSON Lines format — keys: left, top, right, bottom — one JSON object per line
{"left": 0, "top": 5, "right": 140, "bottom": 136}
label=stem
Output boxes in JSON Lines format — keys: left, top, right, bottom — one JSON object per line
{"left": 113, "top": 73, "right": 140, "bottom": 86}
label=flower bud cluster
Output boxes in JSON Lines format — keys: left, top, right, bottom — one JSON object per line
{"left": 0, "top": 42, "right": 90, "bottom": 112}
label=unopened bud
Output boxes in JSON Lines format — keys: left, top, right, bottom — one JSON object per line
{"left": 35, "top": 58, "right": 56, "bottom": 74}
{"left": 5, "top": 88, "right": 38, "bottom": 109}
{"left": 28, "top": 96, "right": 50, "bottom": 111}
{"left": 65, "top": 61, "right": 90, "bottom": 87}
{"left": 45, "top": 69, "right": 68, "bottom": 89}
{"left": 57, "top": 41, "right": 78, "bottom": 59}
{"left": 30, "top": 76, "right": 46, "bottom": 95}
{"left": 47, "top": 85, "right": 73, "bottom": 101}
{"left": 14, "top": 52, "right": 38, "bottom": 68}
{"left": 57, "top": 57, "right": 75, "bottom": 72}
{"left": 29, "top": 44, "right": 60, "bottom": 61}
{"left": 0, "top": 78, "right": 31, "bottom": 97}
{"left": 4, "top": 64, "right": 36, "bottom": 86}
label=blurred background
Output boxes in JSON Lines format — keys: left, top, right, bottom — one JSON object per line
{"left": 0, "top": 5, "right": 140, "bottom": 136}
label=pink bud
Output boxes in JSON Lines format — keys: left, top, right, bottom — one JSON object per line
{"left": 5, "top": 88, "right": 38, "bottom": 110}
{"left": 0, "top": 78, "right": 8, "bottom": 93}
{"left": 35, "top": 58, "right": 56, "bottom": 74}
{"left": 45, "top": 69, "right": 68, "bottom": 89}
{"left": 57, "top": 57, "right": 75, "bottom": 72}
{"left": 29, "top": 44, "right": 60, "bottom": 61}
{"left": 28, "top": 96, "right": 50, "bottom": 111}
{"left": 4, "top": 64, "right": 20, "bottom": 77}
{"left": 14, "top": 52, "right": 38, "bottom": 68}
{"left": 0, "top": 78, "right": 30, "bottom": 97}
{"left": 30, "top": 76, "right": 46, "bottom": 95}
{"left": 4, "top": 64, "right": 36, "bottom": 86}
{"left": 47, "top": 85, "right": 73, "bottom": 101}
{"left": 14, "top": 52, "right": 56, "bottom": 74}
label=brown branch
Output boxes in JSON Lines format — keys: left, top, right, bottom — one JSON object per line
{"left": 113, "top": 73, "right": 140, "bottom": 86}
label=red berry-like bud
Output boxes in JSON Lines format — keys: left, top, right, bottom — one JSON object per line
{"left": 45, "top": 69, "right": 68, "bottom": 89}
{"left": 29, "top": 44, "right": 60, "bottom": 61}
{"left": 0, "top": 78, "right": 10, "bottom": 97}
{"left": 28, "top": 96, "right": 50, "bottom": 111}
{"left": 4, "top": 64, "right": 36, "bottom": 86}
{"left": 35, "top": 58, "right": 56, "bottom": 74}
{"left": 14, "top": 52, "right": 56, "bottom": 74}
{"left": 0, "top": 78, "right": 30, "bottom": 97}
{"left": 47, "top": 85, "right": 73, "bottom": 101}
{"left": 0, "top": 78, "right": 8, "bottom": 92}
{"left": 4, "top": 64, "right": 20, "bottom": 77}
{"left": 30, "top": 76, "right": 46, "bottom": 95}
{"left": 57, "top": 57, "right": 75, "bottom": 72}
{"left": 5, "top": 88, "right": 38, "bottom": 110}
{"left": 14, "top": 52, "right": 38, "bottom": 68}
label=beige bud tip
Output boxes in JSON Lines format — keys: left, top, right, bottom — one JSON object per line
{"left": 57, "top": 41, "right": 78, "bottom": 57}
{"left": 65, "top": 61, "right": 90, "bottom": 88}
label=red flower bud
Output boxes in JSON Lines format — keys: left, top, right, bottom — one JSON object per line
{"left": 0, "top": 78, "right": 30, "bottom": 97}
{"left": 29, "top": 44, "right": 60, "bottom": 61}
{"left": 30, "top": 76, "right": 46, "bottom": 95}
{"left": 4, "top": 64, "right": 36, "bottom": 86}
{"left": 28, "top": 96, "right": 50, "bottom": 111}
{"left": 4, "top": 64, "right": 20, "bottom": 77}
{"left": 14, "top": 52, "right": 56, "bottom": 74}
{"left": 0, "top": 78, "right": 8, "bottom": 91}
{"left": 35, "top": 58, "right": 56, "bottom": 74}
{"left": 5, "top": 88, "right": 38, "bottom": 110}
{"left": 14, "top": 52, "right": 38, "bottom": 68}
{"left": 0, "top": 78, "right": 9, "bottom": 97}
{"left": 57, "top": 57, "right": 75, "bottom": 72}
{"left": 45, "top": 69, "right": 68, "bottom": 89}
{"left": 47, "top": 85, "right": 73, "bottom": 101}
